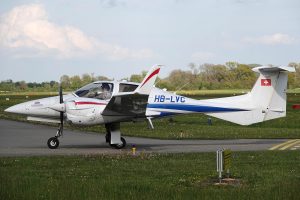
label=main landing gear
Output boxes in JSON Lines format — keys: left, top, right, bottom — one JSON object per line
{"left": 47, "top": 123, "right": 63, "bottom": 149}
{"left": 105, "top": 123, "right": 126, "bottom": 149}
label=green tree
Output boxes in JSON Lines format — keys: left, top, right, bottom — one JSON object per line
{"left": 288, "top": 62, "right": 300, "bottom": 88}
{"left": 129, "top": 74, "right": 143, "bottom": 83}
{"left": 200, "top": 64, "right": 228, "bottom": 89}
{"left": 0, "top": 80, "right": 15, "bottom": 91}
{"left": 60, "top": 75, "right": 71, "bottom": 89}
{"left": 225, "top": 61, "right": 238, "bottom": 70}
{"left": 19, "top": 81, "right": 27, "bottom": 90}
{"left": 95, "top": 76, "right": 111, "bottom": 81}
{"left": 129, "top": 70, "right": 147, "bottom": 83}
{"left": 82, "top": 74, "right": 92, "bottom": 85}
{"left": 167, "top": 69, "right": 195, "bottom": 91}
{"left": 70, "top": 75, "right": 82, "bottom": 90}
{"left": 230, "top": 64, "right": 256, "bottom": 88}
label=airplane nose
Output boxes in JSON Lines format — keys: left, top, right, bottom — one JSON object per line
{"left": 5, "top": 103, "right": 28, "bottom": 114}
{"left": 4, "top": 106, "right": 14, "bottom": 113}
{"left": 4, "top": 96, "right": 63, "bottom": 116}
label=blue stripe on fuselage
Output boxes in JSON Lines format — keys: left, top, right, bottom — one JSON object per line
{"left": 147, "top": 104, "right": 248, "bottom": 113}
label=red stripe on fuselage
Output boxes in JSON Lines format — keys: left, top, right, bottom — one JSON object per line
{"left": 75, "top": 102, "right": 107, "bottom": 106}
{"left": 140, "top": 68, "right": 160, "bottom": 87}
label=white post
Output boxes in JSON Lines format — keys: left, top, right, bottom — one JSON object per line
{"left": 216, "top": 150, "right": 219, "bottom": 172}
{"left": 216, "top": 150, "right": 223, "bottom": 183}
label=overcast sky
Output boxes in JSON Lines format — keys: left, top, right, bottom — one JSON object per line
{"left": 0, "top": 0, "right": 299, "bottom": 82}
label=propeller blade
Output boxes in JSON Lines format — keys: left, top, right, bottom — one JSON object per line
{"left": 59, "top": 85, "right": 64, "bottom": 136}
{"left": 60, "top": 111, "right": 64, "bottom": 136}
{"left": 59, "top": 85, "right": 63, "bottom": 104}
{"left": 60, "top": 112, "right": 64, "bottom": 124}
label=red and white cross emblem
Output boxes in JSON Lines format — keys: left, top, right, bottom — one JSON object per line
{"left": 261, "top": 79, "right": 271, "bottom": 86}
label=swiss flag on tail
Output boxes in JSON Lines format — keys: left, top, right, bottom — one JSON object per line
{"left": 261, "top": 79, "right": 271, "bottom": 86}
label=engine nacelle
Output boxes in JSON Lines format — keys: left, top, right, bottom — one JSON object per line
{"left": 65, "top": 100, "right": 105, "bottom": 125}
{"left": 66, "top": 113, "right": 104, "bottom": 125}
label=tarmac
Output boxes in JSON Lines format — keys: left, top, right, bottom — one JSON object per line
{"left": 0, "top": 119, "right": 296, "bottom": 157}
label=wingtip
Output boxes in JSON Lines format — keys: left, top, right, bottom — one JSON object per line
{"left": 135, "top": 64, "right": 163, "bottom": 95}
{"left": 154, "top": 64, "right": 164, "bottom": 69}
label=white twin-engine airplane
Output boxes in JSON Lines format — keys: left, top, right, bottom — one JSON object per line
{"left": 5, "top": 65, "right": 295, "bottom": 149}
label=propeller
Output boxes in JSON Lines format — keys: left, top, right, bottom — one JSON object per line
{"left": 46, "top": 85, "right": 65, "bottom": 149}
{"left": 59, "top": 85, "right": 64, "bottom": 136}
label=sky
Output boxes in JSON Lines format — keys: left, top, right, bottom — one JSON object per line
{"left": 0, "top": 0, "right": 299, "bottom": 82}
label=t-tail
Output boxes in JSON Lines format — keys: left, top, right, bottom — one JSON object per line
{"left": 205, "top": 65, "right": 295, "bottom": 125}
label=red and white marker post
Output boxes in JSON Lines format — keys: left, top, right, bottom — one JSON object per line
{"left": 292, "top": 104, "right": 300, "bottom": 110}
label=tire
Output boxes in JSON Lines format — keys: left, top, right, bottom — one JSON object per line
{"left": 105, "top": 133, "right": 111, "bottom": 143}
{"left": 111, "top": 137, "right": 126, "bottom": 149}
{"left": 47, "top": 137, "right": 59, "bottom": 149}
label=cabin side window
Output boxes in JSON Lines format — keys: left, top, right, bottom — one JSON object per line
{"left": 119, "top": 83, "right": 138, "bottom": 92}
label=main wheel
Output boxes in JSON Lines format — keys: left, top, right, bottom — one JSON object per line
{"left": 110, "top": 137, "right": 126, "bottom": 149}
{"left": 105, "top": 133, "right": 111, "bottom": 143}
{"left": 47, "top": 137, "right": 59, "bottom": 149}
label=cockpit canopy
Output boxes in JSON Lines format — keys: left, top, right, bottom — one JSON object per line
{"left": 75, "top": 82, "right": 114, "bottom": 100}
{"left": 74, "top": 82, "right": 139, "bottom": 100}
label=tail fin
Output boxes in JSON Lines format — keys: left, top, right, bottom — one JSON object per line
{"left": 206, "top": 65, "right": 295, "bottom": 125}
{"left": 135, "top": 64, "right": 162, "bottom": 95}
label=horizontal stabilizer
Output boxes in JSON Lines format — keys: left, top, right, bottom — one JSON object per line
{"left": 252, "top": 65, "right": 295, "bottom": 73}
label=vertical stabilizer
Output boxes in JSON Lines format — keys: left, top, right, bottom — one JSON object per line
{"left": 249, "top": 66, "right": 294, "bottom": 121}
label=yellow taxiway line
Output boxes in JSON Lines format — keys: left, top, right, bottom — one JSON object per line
{"left": 269, "top": 139, "right": 300, "bottom": 150}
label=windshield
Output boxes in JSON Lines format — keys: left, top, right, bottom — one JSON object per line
{"left": 75, "top": 83, "right": 113, "bottom": 100}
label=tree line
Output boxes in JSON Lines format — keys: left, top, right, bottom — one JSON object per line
{"left": 0, "top": 74, "right": 111, "bottom": 92}
{"left": 1, "top": 62, "right": 299, "bottom": 92}
{"left": 131, "top": 62, "right": 300, "bottom": 90}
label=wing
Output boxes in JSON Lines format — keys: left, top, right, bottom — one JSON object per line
{"left": 102, "top": 65, "right": 162, "bottom": 117}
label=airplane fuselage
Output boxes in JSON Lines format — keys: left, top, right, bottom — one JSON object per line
{"left": 5, "top": 80, "right": 249, "bottom": 126}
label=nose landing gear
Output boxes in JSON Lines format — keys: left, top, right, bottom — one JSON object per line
{"left": 47, "top": 123, "right": 63, "bottom": 149}
{"left": 47, "top": 85, "right": 64, "bottom": 149}
{"left": 47, "top": 137, "right": 59, "bottom": 149}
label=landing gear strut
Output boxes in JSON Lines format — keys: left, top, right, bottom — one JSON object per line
{"left": 109, "top": 136, "right": 126, "bottom": 149}
{"left": 115, "top": 137, "right": 126, "bottom": 149}
{"left": 47, "top": 85, "right": 64, "bottom": 149}
{"left": 105, "top": 123, "right": 126, "bottom": 149}
{"left": 47, "top": 123, "right": 63, "bottom": 149}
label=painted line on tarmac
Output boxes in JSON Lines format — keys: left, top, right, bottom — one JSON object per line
{"left": 269, "top": 139, "right": 300, "bottom": 150}
{"left": 279, "top": 139, "right": 300, "bottom": 150}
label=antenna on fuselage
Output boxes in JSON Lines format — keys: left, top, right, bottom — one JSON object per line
{"left": 173, "top": 81, "right": 190, "bottom": 94}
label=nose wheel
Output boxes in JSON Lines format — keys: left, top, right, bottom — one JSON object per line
{"left": 47, "top": 123, "right": 63, "bottom": 149}
{"left": 47, "top": 137, "right": 59, "bottom": 149}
